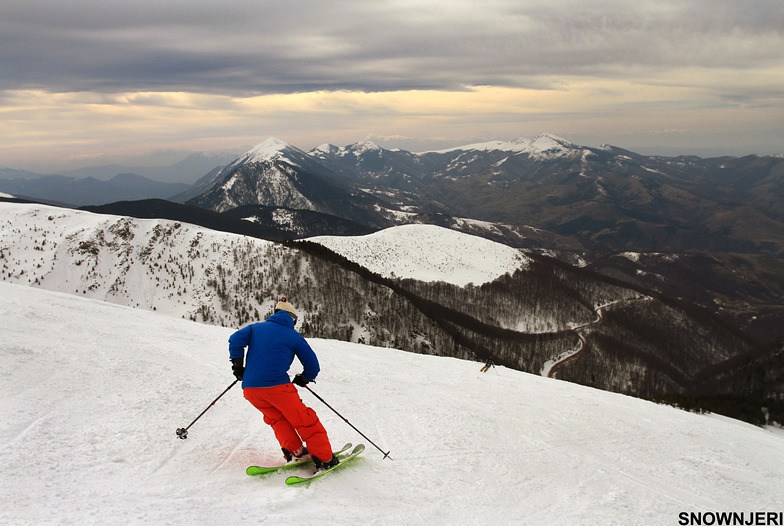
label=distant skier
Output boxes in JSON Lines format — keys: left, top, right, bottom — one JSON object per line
{"left": 480, "top": 358, "right": 495, "bottom": 373}
{"left": 228, "top": 297, "right": 339, "bottom": 471}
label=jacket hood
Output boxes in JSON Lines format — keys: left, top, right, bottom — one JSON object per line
{"left": 268, "top": 309, "right": 295, "bottom": 327}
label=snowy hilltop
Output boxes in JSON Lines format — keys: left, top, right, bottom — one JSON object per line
{"left": 309, "top": 223, "right": 529, "bottom": 286}
{"left": 423, "top": 132, "right": 585, "bottom": 160}
{"left": 1, "top": 282, "right": 782, "bottom": 525}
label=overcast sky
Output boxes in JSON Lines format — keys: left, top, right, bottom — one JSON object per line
{"left": 1, "top": 0, "right": 783, "bottom": 171}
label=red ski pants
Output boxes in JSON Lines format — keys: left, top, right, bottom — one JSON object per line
{"left": 243, "top": 383, "right": 333, "bottom": 461}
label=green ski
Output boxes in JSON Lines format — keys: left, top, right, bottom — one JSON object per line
{"left": 246, "top": 443, "right": 352, "bottom": 476}
{"left": 285, "top": 444, "right": 365, "bottom": 485}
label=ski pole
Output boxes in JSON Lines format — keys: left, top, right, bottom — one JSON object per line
{"left": 176, "top": 379, "right": 239, "bottom": 439}
{"left": 303, "top": 384, "right": 392, "bottom": 460}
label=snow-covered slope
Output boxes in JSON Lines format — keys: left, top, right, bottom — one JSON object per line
{"left": 1, "top": 202, "right": 525, "bottom": 316}
{"left": 424, "top": 132, "right": 585, "bottom": 160}
{"left": 0, "top": 201, "right": 560, "bottom": 345}
{"left": 1, "top": 282, "right": 782, "bottom": 525}
{"left": 309, "top": 224, "right": 530, "bottom": 286}
{"left": 0, "top": 201, "right": 289, "bottom": 325}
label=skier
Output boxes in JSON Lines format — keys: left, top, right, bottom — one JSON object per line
{"left": 480, "top": 358, "right": 495, "bottom": 373}
{"left": 228, "top": 297, "right": 339, "bottom": 471}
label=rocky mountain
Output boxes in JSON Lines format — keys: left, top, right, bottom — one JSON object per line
{"left": 184, "top": 137, "right": 392, "bottom": 228}
{"left": 309, "top": 140, "right": 427, "bottom": 189}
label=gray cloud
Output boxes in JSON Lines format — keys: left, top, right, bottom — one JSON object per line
{"left": 2, "top": 0, "right": 782, "bottom": 95}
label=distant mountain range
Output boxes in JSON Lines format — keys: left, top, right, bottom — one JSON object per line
{"left": 0, "top": 173, "right": 189, "bottom": 207}
{"left": 6, "top": 135, "right": 783, "bottom": 257}
{"left": 4, "top": 133, "right": 784, "bottom": 340}
{"left": 172, "top": 133, "right": 784, "bottom": 256}
{"left": 0, "top": 150, "right": 241, "bottom": 206}
{"left": 184, "top": 137, "right": 390, "bottom": 228}
{"left": 0, "top": 151, "right": 241, "bottom": 184}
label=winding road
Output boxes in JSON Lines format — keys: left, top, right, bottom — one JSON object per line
{"left": 540, "top": 296, "right": 650, "bottom": 378}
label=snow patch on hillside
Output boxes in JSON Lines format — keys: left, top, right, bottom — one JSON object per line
{"left": 426, "top": 133, "right": 581, "bottom": 160}
{"left": 347, "top": 141, "right": 382, "bottom": 155}
{"left": 309, "top": 224, "right": 529, "bottom": 286}
{"left": 310, "top": 141, "right": 382, "bottom": 160}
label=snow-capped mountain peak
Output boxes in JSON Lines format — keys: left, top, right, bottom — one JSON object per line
{"left": 309, "top": 141, "right": 383, "bottom": 160}
{"left": 311, "top": 143, "right": 341, "bottom": 156}
{"left": 215, "top": 137, "right": 303, "bottom": 177}
{"left": 347, "top": 140, "right": 382, "bottom": 155}
{"left": 509, "top": 132, "right": 575, "bottom": 154}
{"left": 243, "top": 136, "right": 302, "bottom": 164}
{"left": 425, "top": 132, "right": 580, "bottom": 160}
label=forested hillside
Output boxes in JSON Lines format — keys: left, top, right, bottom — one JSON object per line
{"left": 0, "top": 202, "right": 764, "bottom": 401}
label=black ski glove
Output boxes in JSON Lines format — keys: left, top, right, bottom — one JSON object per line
{"left": 292, "top": 374, "right": 308, "bottom": 387}
{"left": 231, "top": 358, "right": 244, "bottom": 381}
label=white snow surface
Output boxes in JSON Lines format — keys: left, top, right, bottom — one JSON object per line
{"left": 309, "top": 224, "right": 530, "bottom": 286}
{"left": 2, "top": 282, "right": 783, "bottom": 525}
{"left": 310, "top": 141, "right": 381, "bottom": 159}
{"left": 346, "top": 140, "right": 382, "bottom": 155}
{"left": 243, "top": 136, "right": 296, "bottom": 164}
{"left": 424, "top": 132, "right": 581, "bottom": 160}
{"left": 0, "top": 201, "right": 288, "bottom": 324}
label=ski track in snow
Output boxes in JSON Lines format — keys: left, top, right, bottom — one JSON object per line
{"left": 1, "top": 282, "right": 783, "bottom": 525}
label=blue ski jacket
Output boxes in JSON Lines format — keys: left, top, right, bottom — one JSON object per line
{"left": 228, "top": 310, "right": 320, "bottom": 388}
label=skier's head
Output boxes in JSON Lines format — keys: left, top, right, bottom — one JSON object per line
{"left": 274, "top": 297, "right": 298, "bottom": 322}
